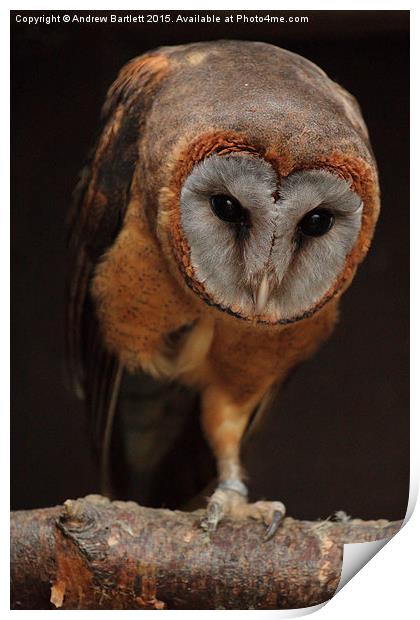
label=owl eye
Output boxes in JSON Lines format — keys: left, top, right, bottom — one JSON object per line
{"left": 210, "top": 194, "right": 249, "bottom": 224}
{"left": 298, "top": 208, "right": 335, "bottom": 237}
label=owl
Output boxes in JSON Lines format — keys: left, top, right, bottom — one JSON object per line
{"left": 68, "top": 40, "right": 380, "bottom": 539}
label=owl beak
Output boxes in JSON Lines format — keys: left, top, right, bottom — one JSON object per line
{"left": 253, "top": 273, "right": 272, "bottom": 315}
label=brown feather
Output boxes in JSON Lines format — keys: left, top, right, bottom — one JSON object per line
{"left": 66, "top": 52, "right": 170, "bottom": 492}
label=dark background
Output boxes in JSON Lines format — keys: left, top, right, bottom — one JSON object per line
{"left": 11, "top": 10, "right": 409, "bottom": 520}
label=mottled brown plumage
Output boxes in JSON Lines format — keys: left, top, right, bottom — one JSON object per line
{"left": 68, "top": 40, "right": 379, "bottom": 534}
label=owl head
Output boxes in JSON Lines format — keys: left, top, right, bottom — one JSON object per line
{"left": 175, "top": 153, "right": 363, "bottom": 323}
{"left": 150, "top": 41, "right": 380, "bottom": 325}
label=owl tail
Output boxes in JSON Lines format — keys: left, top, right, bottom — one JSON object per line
{"left": 107, "top": 370, "right": 216, "bottom": 509}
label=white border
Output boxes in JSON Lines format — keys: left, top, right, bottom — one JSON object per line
{"left": 5, "top": 2, "right": 415, "bottom": 617}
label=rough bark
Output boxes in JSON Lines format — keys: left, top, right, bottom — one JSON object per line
{"left": 10, "top": 495, "right": 402, "bottom": 610}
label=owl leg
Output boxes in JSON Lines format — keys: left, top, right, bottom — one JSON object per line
{"left": 200, "top": 384, "right": 285, "bottom": 540}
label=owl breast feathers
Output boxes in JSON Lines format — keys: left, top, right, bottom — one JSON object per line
{"left": 68, "top": 40, "right": 379, "bottom": 527}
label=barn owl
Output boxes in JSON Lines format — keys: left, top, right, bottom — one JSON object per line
{"left": 68, "top": 40, "right": 379, "bottom": 539}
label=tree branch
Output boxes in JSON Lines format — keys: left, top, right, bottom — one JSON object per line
{"left": 10, "top": 495, "right": 402, "bottom": 610}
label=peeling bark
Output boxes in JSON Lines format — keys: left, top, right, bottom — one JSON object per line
{"left": 10, "top": 495, "right": 402, "bottom": 610}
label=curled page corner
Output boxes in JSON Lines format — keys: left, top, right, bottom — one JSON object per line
{"left": 336, "top": 537, "right": 391, "bottom": 593}
{"left": 336, "top": 478, "right": 415, "bottom": 595}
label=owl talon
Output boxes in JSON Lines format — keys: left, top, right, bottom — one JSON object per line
{"left": 202, "top": 498, "right": 224, "bottom": 533}
{"left": 263, "top": 508, "right": 285, "bottom": 541}
{"left": 201, "top": 486, "right": 286, "bottom": 540}
{"left": 201, "top": 487, "right": 246, "bottom": 534}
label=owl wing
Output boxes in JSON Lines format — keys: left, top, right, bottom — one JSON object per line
{"left": 67, "top": 53, "right": 173, "bottom": 494}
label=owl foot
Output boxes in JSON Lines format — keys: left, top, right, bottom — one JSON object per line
{"left": 201, "top": 481, "right": 286, "bottom": 541}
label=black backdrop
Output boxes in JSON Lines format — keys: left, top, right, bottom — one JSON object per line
{"left": 11, "top": 10, "right": 409, "bottom": 520}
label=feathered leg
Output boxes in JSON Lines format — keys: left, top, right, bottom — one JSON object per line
{"left": 200, "top": 383, "right": 285, "bottom": 540}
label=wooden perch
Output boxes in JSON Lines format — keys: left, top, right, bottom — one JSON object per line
{"left": 10, "top": 495, "right": 402, "bottom": 610}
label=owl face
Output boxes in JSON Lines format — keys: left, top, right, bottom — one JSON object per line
{"left": 178, "top": 153, "right": 363, "bottom": 323}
